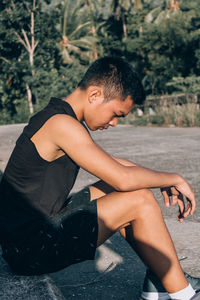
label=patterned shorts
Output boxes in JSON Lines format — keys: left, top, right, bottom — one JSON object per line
{"left": 2, "top": 187, "right": 98, "bottom": 275}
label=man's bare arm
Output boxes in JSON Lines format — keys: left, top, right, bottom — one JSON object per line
{"left": 112, "top": 156, "right": 196, "bottom": 220}
{"left": 111, "top": 156, "right": 139, "bottom": 167}
{"left": 49, "top": 115, "right": 196, "bottom": 216}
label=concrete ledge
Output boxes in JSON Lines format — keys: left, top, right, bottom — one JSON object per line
{"left": 0, "top": 249, "right": 65, "bottom": 300}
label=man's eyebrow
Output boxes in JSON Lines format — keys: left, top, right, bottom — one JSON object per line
{"left": 114, "top": 111, "right": 126, "bottom": 118}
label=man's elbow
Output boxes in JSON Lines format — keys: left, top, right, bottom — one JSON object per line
{"left": 114, "top": 171, "right": 132, "bottom": 192}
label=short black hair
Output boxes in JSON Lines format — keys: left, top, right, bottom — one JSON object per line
{"left": 78, "top": 56, "right": 145, "bottom": 105}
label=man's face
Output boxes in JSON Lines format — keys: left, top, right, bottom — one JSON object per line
{"left": 85, "top": 95, "right": 134, "bottom": 131}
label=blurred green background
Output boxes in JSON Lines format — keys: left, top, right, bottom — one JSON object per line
{"left": 0, "top": 0, "right": 200, "bottom": 126}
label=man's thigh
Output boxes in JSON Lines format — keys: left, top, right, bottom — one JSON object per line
{"left": 91, "top": 182, "right": 157, "bottom": 247}
{"left": 89, "top": 180, "right": 115, "bottom": 200}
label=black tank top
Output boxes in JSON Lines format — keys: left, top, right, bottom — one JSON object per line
{"left": 0, "top": 98, "right": 81, "bottom": 244}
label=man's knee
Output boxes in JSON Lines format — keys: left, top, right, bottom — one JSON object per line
{"left": 125, "top": 189, "right": 162, "bottom": 217}
{"left": 139, "top": 189, "right": 162, "bottom": 217}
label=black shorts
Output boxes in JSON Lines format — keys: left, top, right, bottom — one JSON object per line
{"left": 2, "top": 187, "right": 98, "bottom": 275}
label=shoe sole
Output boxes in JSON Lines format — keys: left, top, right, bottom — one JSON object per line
{"left": 140, "top": 291, "right": 170, "bottom": 300}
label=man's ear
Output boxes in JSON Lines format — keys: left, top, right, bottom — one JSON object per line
{"left": 88, "top": 86, "right": 104, "bottom": 103}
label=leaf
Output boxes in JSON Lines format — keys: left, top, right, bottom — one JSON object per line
{"left": 70, "top": 21, "right": 92, "bottom": 39}
{"left": 60, "top": 48, "right": 73, "bottom": 64}
{"left": 145, "top": 7, "right": 161, "bottom": 23}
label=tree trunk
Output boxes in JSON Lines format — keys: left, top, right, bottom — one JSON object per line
{"left": 134, "top": 0, "right": 143, "bottom": 10}
{"left": 122, "top": 12, "right": 127, "bottom": 38}
{"left": 170, "top": 0, "right": 179, "bottom": 10}
{"left": 91, "top": 25, "right": 98, "bottom": 60}
{"left": 26, "top": 83, "right": 34, "bottom": 114}
{"left": 30, "top": 1, "right": 38, "bottom": 103}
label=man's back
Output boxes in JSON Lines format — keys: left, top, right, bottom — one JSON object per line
{"left": 0, "top": 98, "right": 80, "bottom": 244}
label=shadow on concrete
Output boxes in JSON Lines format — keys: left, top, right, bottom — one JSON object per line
{"left": 50, "top": 233, "right": 171, "bottom": 300}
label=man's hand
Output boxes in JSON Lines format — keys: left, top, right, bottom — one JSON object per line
{"left": 161, "top": 178, "right": 196, "bottom": 222}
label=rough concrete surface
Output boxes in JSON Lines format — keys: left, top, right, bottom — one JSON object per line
{"left": 0, "top": 248, "right": 65, "bottom": 300}
{"left": 0, "top": 124, "right": 199, "bottom": 300}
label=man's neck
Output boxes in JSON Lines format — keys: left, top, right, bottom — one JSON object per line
{"left": 63, "top": 88, "right": 86, "bottom": 122}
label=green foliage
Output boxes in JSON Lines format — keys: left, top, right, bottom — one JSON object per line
{"left": 56, "top": 0, "right": 98, "bottom": 64}
{"left": 0, "top": 0, "right": 59, "bottom": 119}
{"left": 167, "top": 76, "right": 200, "bottom": 94}
{"left": 32, "top": 62, "right": 86, "bottom": 111}
{"left": 0, "top": 0, "right": 200, "bottom": 125}
{"left": 124, "top": 1, "right": 200, "bottom": 95}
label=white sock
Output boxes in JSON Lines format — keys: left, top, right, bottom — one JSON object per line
{"left": 169, "top": 284, "right": 195, "bottom": 300}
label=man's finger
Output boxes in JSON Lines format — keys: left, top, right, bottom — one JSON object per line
{"left": 171, "top": 186, "right": 179, "bottom": 196}
{"left": 188, "top": 196, "right": 196, "bottom": 215}
{"left": 161, "top": 189, "right": 171, "bottom": 207}
{"left": 171, "top": 195, "right": 178, "bottom": 205}
{"left": 177, "top": 195, "right": 185, "bottom": 222}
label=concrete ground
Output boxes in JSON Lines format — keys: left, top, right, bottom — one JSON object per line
{"left": 0, "top": 124, "right": 199, "bottom": 300}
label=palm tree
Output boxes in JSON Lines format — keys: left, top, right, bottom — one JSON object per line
{"left": 101, "top": 0, "right": 143, "bottom": 38}
{"left": 134, "top": 0, "right": 143, "bottom": 10}
{"left": 57, "top": 0, "right": 97, "bottom": 64}
{"left": 83, "top": 0, "right": 106, "bottom": 60}
{"left": 145, "top": 0, "right": 180, "bottom": 24}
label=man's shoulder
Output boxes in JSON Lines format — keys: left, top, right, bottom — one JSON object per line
{"left": 46, "top": 114, "right": 90, "bottom": 142}
{"left": 48, "top": 113, "right": 77, "bottom": 123}
{"left": 47, "top": 114, "right": 85, "bottom": 131}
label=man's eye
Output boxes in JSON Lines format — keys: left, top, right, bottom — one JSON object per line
{"left": 114, "top": 114, "right": 125, "bottom": 118}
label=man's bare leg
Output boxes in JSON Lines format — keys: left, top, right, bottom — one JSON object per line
{"left": 89, "top": 181, "right": 188, "bottom": 294}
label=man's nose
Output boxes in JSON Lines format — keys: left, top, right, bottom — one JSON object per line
{"left": 109, "top": 117, "right": 119, "bottom": 127}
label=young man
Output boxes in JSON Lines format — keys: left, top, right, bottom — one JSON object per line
{"left": 0, "top": 57, "right": 199, "bottom": 300}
